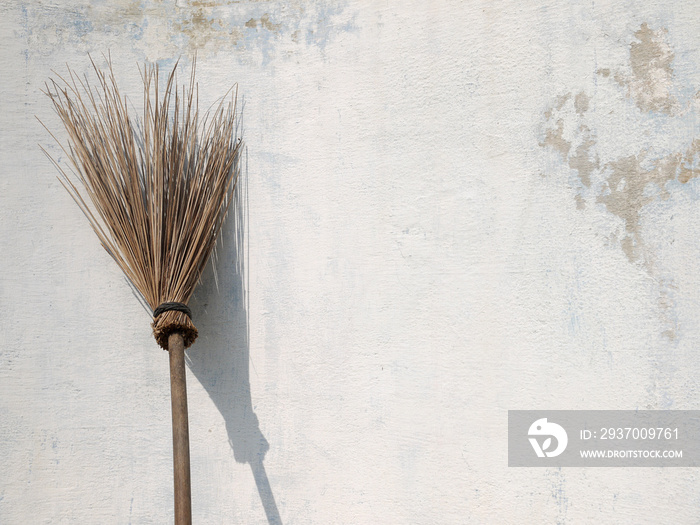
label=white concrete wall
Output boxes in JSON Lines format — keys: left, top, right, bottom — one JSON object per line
{"left": 2, "top": 1, "right": 700, "bottom": 523}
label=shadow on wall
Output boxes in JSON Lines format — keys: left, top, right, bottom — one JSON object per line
{"left": 186, "top": 157, "right": 282, "bottom": 525}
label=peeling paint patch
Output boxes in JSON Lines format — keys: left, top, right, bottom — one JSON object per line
{"left": 540, "top": 119, "right": 570, "bottom": 158}
{"left": 540, "top": 22, "right": 700, "bottom": 345}
{"left": 173, "top": 4, "right": 237, "bottom": 50}
{"left": 17, "top": 0, "right": 357, "bottom": 61}
{"left": 541, "top": 23, "right": 699, "bottom": 269}
{"left": 542, "top": 99, "right": 698, "bottom": 266}
{"left": 245, "top": 13, "right": 282, "bottom": 32}
{"left": 596, "top": 139, "right": 699, "bottom": 264}
{"left": 540, "top": 93, "right": 598, "bottom": 190}
{"left": 568, "top": 125, "right": 597, "bottom": 188}
{"left": 596, "top": 153, "right": 664, "bottom": 262}
{"left": 615, "top": 23, "right": 679, "bottom": 115}
{"left": 574, "top": 92, "right": 589, "bottom": 115}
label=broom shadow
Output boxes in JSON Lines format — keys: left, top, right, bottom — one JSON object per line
{"left": 186, "top": 161, "right": 282, "bottom": 525}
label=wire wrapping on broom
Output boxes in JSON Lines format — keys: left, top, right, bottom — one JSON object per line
{"left": 154, "top": 302, "right": 193, "bottom": 320}
{"left": 152, "top": 302, "right": 198, "bottom": 350}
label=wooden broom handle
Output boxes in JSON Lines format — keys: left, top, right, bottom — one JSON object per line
{"left": 168, "top": 332, "right": 192, "bottom": 525}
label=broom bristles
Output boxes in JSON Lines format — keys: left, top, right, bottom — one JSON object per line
{"left": 42, "top": 56, "right": 242, "bottom": 349}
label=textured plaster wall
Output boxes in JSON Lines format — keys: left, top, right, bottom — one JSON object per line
{"left": 2, "top": 1, "right": 700, "bottom": 523}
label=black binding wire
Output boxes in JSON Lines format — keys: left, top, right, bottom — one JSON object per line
{"left": 153, "top": 302, "right": 193, "bottom": 319}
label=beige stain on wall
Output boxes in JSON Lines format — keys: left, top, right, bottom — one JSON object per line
{"left": 542, "top": 23, "right": 699, "bottom": 266}
{"left": 541, "top": 23, "right": 700, "bottom": 341}
{"left": 22, "top": 0, "right": 351, "bottom": 57}
{"left": 172, "top": 1, "right": 285, "bottom": 50}
{"left": 599, "top": 139, "right": 699, "bottom": 260}
{"left": 245, "top": 13, "right": 282, "bottom": 32}
{"left": 540, "top": 92, "right": 598, "bottom": 196}
{"left": 172, "top": 5, "right": 242, "bottom": 49}
{"left": 617, "top": 23, "right": 679, "bottom": 115}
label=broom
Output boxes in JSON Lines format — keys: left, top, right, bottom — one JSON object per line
{"left": 40, "top": 56, "right": 242, "bottom": 524}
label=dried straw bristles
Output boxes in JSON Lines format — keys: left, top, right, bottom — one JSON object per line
{"left": 41, "top": 58, "right": 242, "bottom": 349}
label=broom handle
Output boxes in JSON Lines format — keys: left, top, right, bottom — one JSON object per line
{"left": 168, "top": 332, "right": 192, "bottom": 525}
